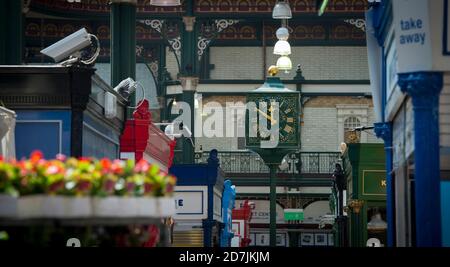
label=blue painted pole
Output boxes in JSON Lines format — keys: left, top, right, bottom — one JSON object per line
{"left": 398, "top": 72, "right": 443, "bottom": 247}
{"left": 374, "top": 122, "right": 394, "bottom": 247}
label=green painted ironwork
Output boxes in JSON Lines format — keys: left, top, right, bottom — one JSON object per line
{"left": 195, "top": 151, "right": 340, "bottom": 175}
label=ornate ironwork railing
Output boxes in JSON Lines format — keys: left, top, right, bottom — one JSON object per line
{"left": 194, "top": 151, "right": 340, "bottom": 175}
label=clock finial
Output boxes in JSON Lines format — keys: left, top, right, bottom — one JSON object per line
{"left": 268, "top": 65, "right": 279, "bottom": 77}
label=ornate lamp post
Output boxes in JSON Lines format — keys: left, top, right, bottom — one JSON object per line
{"left": 246, "top": 66, "right": 300, "bottom": 246}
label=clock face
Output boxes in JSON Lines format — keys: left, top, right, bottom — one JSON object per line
{"left": 246, "top": 93, "right": 299, "bottom": 148}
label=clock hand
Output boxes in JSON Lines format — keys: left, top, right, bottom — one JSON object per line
{"left": 255, "top": 108, "right": 277, "bottom": 125}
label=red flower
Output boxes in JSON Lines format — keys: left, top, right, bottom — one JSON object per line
{"left": 135, "top": 160, "right": 149, "bottom": 173}
{"left": 56, "top": 154, "right": 67, "bottom": 161}
{"left": 46, "top": 164, "right": 61, "bottom": 175}
{"left": 30, "top": 151, "right": 43, "bottom": 163}
{"left": 100, "top": 158, "right": 112, "bottom": 169}
{"left": 111, "top": 160, "right": 124, "bottom": 174}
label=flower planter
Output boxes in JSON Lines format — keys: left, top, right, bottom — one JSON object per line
{"left": 92, "top": 197, "right": 139, "bottom": 217}
{"left": 136, "top": 197, "right": 157, "bottom": 217}
{"left": 18, "top": 196, "right": 92, "bottom": 218}
{"left": 156, "top": 197, "right": 175, "bottom": 217}
{"left": 60, "top": 197, "right": 92, "bottom": 218}
{"left": 14, "top": 195, "right": 174, "bottom": 219}
{"left": 0, "top": 194, "right": 18, "bottom": 218}
{"left": 18, "top": 195, "right": 45, "bottom": 218}
{"left": 93, "top": 197, "right": 175, "bottom": 218}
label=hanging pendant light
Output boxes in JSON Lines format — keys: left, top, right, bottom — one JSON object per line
{"left": 274, "top": 40, "right": 291, "bottom": 56}
{"left": 276, "top": 56, "right": 292, "bottom": 73}
{"left": 272, "top": 1, "right": 292, "bottom": 19}
{"left": 150, "top": 0, "right": 181, "bottom": 6}
{"left": 276, "top": 27, "right": 290, "bottom": 41}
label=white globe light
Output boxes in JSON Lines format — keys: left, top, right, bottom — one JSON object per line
{"left": 276, "top": 27, "right": 289, "bottom": 41}
{"left": 272, "top": 1, "right": 292, "bottom": 19}
{"left": 273, "top": 40, "right": 291, "bottom": 56}
{"left": 276, "top": 56, "right": 292, "bottom": 73}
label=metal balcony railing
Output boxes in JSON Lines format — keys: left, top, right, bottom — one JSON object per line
{"left": 194, "top": 151, "right": 340, "bottom": 175}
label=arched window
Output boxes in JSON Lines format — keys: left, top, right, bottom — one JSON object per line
{"left": 344, "top": 116, "right": 361, "bottom": 143}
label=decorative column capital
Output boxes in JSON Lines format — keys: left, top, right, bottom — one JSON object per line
{"left": 374, "top": 122, "right": 392, "bottom": 144}
{"left": 179, "top": 76, "right": 199, "bottom": 91}
{"left": 183, "top": 16, "right": 196, "bottom": 32}
{"left": 398, "top": 72, "right": 443, "bottom": 98}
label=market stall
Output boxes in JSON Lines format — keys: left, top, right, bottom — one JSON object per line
{"left": 169, "top": 150, "right": 236, "bottom": 247}
{"left": 231, "top": 200, "right": 252, "bottom": 247}
{"left": 235, "top": 199, "right": 289, "bottom": 247}
{"left": 119, "top": 99, "right": 176, "bottom": 172}
{"left": 340, "top": 143, "right": 387, "bottom": 247}
{"left": 0, "top": 66, "right": 127, "bottom": 160}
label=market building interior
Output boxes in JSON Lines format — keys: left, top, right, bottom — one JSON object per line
{"left": 0, "top": 0, "right": 449, "bottom": 248}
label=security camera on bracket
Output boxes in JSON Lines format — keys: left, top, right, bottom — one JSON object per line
{"left": 157, "top": 121, "right": 195, "bottom": 148}
{"left": 113, "top": 78, "right": 138, "bottom": 101}
{"left": 112, "top": 77, "right": 149, "bottom": 110}
{"left": 40, "top": 28, "right": 100, "bottom": 67}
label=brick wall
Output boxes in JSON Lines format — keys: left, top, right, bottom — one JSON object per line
{"left": 210, "top": 47, "right": 265, "bottom": 80}
{"left": 301, "top": 107, "right": 338, "bottom": 151}
{"left": 304, "top": 96, "right": 373, "bottom": 107}
{"left": 209, "top": 46, "right": 369, "bottom": 80}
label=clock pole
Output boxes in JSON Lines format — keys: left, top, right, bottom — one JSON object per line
{"left": 245, "top": 66, "right": 300, "bottom": 247}
{"left": 269, "top": 163, "right": 278, "bottom": 247}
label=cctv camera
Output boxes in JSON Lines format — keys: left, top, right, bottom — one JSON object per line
{"left": 40, "top": 28, "right": 100, "bottom": 66}
{"left": 113, "top": 78, "right": 137, "bottom": 100}
{"left": 41, "top": 28, "right": 91, "bottom": 63}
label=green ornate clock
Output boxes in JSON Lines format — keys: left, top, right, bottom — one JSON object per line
{"left": 245, "top": 70, "right": 300, "bottom": 150}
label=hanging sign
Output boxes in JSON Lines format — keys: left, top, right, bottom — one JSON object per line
{"left": 284, "top": 209, "right": 304, "bottom": 221}
{"left": 392, "top": 0, "right": 433, "bottom": 73}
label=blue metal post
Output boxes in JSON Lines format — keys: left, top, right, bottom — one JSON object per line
{"left": 374, "top": 122, "right": 394, "bottom": 247}
{"left": 203, "top": 150, "right": 220, "bottom": 247}
{"left": 398, "top": 72, "right": 443, "bottom": 247}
